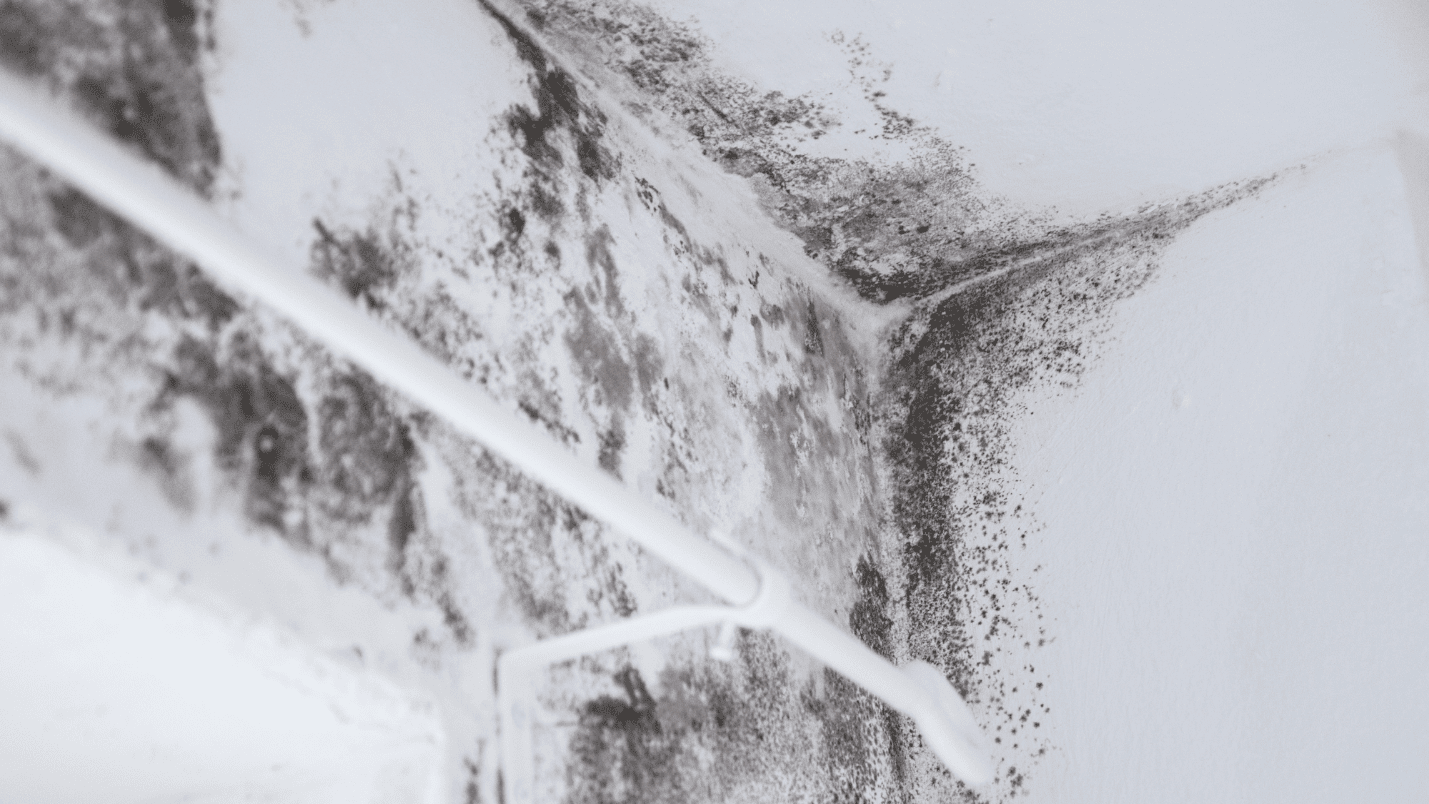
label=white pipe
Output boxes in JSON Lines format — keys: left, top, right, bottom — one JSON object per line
{"left": 0, "top": 69, "right": 757, "bottom": 605}
{"left": 498, "top": 606, "right": 735, "bottom": 804}
{"left": 497, "top": 555, "right": 991, "bottom": 802}
{"left": 0, "top": 69, "right": 992, "bottom": 790}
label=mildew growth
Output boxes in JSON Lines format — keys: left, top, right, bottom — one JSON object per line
{"left": 562, "top": 629, "right": 906, "bottom": 804}
{"left": 0, "top": 0, "right": 481, "bottom": 639}
{"left": 0, "top": 2, "right": 1280, "bottom": 802}
{"left": 0, "top": 0, "right": 220, "bottom": 191}
{"left": 501, "top": 1, "right": 1279, "bottom": 799}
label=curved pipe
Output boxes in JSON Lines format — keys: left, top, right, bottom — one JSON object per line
{"left": 0, "top": 69, "right": 992, "bottom": 791}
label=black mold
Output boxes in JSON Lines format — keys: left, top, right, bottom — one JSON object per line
{"left": 6, "top": 0, "right": 222, "bottom": 191}
{"left": 564, "top": 291, "right": 634, "bottom": 413}
{"left": 313, "top": 371, "right": 418, "bottom": 523}
{"left": 630, "top": 333, "right": 663, "bottom": 404}
{"left": 163, "top": 335, "right": 310, "bottom": 534}
{"left": 516, "top": 3, "right": 1278, "bottom": 796}
{"left": 802, "top": 298, "right": 824, "bottom": 356}
{"left": 2, "top": 3, "right": 1282, "bottom": 800}
{"left": 504, "top": 207, "right": 527, "bottom": 242}
{"left": 567, "top": 666, "right": 673, "bottom": 804}
{"left": 1, "top": 0, "right": 504, "bottom": 729}
{"left": 597, "top": 420, "right": 625, "bottom": 476}
{"left": 388, "top": 480, "right": 418, "bottom": 574}
{"left": 312, "top": 219, "right": 403, "bottom": 306}
{"left": 849, "top": 555, "right": 893, "bottom": 660}
{"left": 48, "top": 187, "right": 112, "bottom": 248}
{"left": 479, "top": 0, "right": 616, "bottom": 183}
{"left": 584, "top": 226, "right": 624, "bottom": 316}
{"left": 0, "top": 1, "right": 50, "bottom": 76}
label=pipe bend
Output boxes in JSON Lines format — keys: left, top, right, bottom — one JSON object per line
{"left": 727, "top": 554, "right": 794, "bottom": 630}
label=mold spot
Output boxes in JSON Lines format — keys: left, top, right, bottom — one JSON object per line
{"left": 48, "top": 187, "right": 111, "bottom": 248}
{"left": 564, "top": 293, "right": 634, "bottom": 414}
{"left": 388, "top": 481, "right": 418, "bottom": 577}
{"left": 584, "top": 226, "right": 624, "bottom": 316}
{"left": 4, "top": 431, "right": 41, "bottom": 476}
{"left": 848, "top": 555, "right": 893, "bottom": 660}
{"left": 162, "top": 335, "right": 309, "bottom": 536}
{"left": 631, "top": 333, "right": 663, "bottom": 403}
{"left": 479, "top": 0, "right": 616, "bottom": 182}
{"left": 568, "top": 667, "right": 669, "bottom": 803}
{"left": 759, "top": 302, "right": 785, "bottom": 328}
{"left": 314, "top": 371, "right": 417, "bottom": 523}
{"left": 0, "top": 1, "right": 49, "bottom": 76}
{"left": 312, "top": 219, "right": 403, "bottom": 306}
{"left": 505, "top": 207, "right": 527, "bottom": 242}
{"left": 2, "top": 0, "right": 222, "bottom": 196}
{"left": 597, "top": 419, "right": 625, "bottom": 477}
{"left": 134, "top": 435, "right": 194, "bottom": 512}
{"left": 802, "top": 298, "right": 824, "bottom": 356}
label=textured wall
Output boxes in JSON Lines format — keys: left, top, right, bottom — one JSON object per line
{"left": 0, "top": 1, "right": 1270, "bottom": 802}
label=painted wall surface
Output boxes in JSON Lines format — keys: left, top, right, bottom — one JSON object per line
{"left": 644, "top": 0, "right": 1429, "bottom": 216}
{"left": 1, "top": 1, "right": 1426, "bottom": 803}
{"left": 1003, "top": 150, "right": 1429, "bottom": 804}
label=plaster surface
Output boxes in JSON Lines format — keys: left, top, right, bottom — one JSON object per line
{"left": 1, "top": 2, "right": 1426, "bottom": 803}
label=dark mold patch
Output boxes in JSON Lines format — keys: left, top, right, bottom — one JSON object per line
{"left": 583, "top": 226, "right": 624, "bottom": 316}
{"left": 312, "top": 218, "right": 406, "bottom": 306}
{"left": 563, "top": 633, "right": 908, "bottom": 804}
{"left": 849, "top": 555, "right": 894, "bottom": 661}
{"left": 3, "top": 430, "right": 41, "bottom": 477}
{"left": 313, "top": 371, "right": 418, "bottom": 523}
{"left": 513, "top": 1, "right": 1277, "bottom": 795}
{"left": 876, "top": 180, "right": 1274, "bottom": 789}
{"left": 387, "top": 479, "right": 419, "bottom": 575}
{"left": 132, "top": 435, "right": 195, "bottom": 512}
{"left": 478, "top": 0, "right": 616, "bottom": 184}
{"left": 597, "top": 420, "right": 625, "bottom": 477}
{"left": 564, "top": 291, "right": 634, "bottom": 414}
{"left": 0, "top": 1, "right": 49, "bottom": 76}
{"left": 631, "top": 177, "right": 691, "bottom": 253}
{"left": 504, "top": 207, "right": 527, "bottom": 243}
{"left": 449, "top": 452, "right": 631, "bottom": 635}
{"left": 802, "top": 298, "right": 824, "bottom": 356}
{"left": 517, "top": 0, "right": 999, "bottom": 301}
{"left": 162, "top": 334, "right": 312, "bottom": 535}
{"left": 48, "top": 186, "right": 113, "bottom": 249}
{"left": 1, "top": 0, "right": 512, "bottom": 747}
{"left": 630, "top": 333, "right": 663, "bottom": 404}
{"left": 0, "top": 0, "right": 221, "bottom": 192}
{"left": 567, "top": 666, "right": 673, "bottom": 804}
{"left": 2, "top": 3, "right": 1282, "bottom": 800}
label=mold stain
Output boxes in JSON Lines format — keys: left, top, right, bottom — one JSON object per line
{"left": 0, "top": 0, "right": 221, "bottom": 192}
{"left": 504, "top": 1, "right": 1279, "bottom": 798}
{"left": 0, "top": 2, "right": 1284, "bottom": 802}
{"left": 564, "top": 290, "right": 635, "bottom": 414}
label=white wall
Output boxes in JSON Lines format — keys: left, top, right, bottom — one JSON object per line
{"left": 653, "top": 0, "right": 1429, "bottom": 216}
{"left": 5, "top": 2, "right": 1425, "bottom": 801}
{"left": 647, "top": 2, "right": 1429, "bottom": 800}
{"left": 0, "top": 517, "right": 445, "bottom": 804}
{"left": 1004, "top": 148, "right": 1429, "bottom": 803}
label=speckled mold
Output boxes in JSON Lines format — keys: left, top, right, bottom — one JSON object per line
{"left": 0, "top": 2, "right": 1274, "bottom": 802}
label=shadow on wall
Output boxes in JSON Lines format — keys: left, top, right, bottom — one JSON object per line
{"left": 1396, "top": 130, "right": 1429, "bottom": 279}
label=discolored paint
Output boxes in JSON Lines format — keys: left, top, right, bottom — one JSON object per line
{"left": 0, "top": 2, "right": 1278, "bottom": 802}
